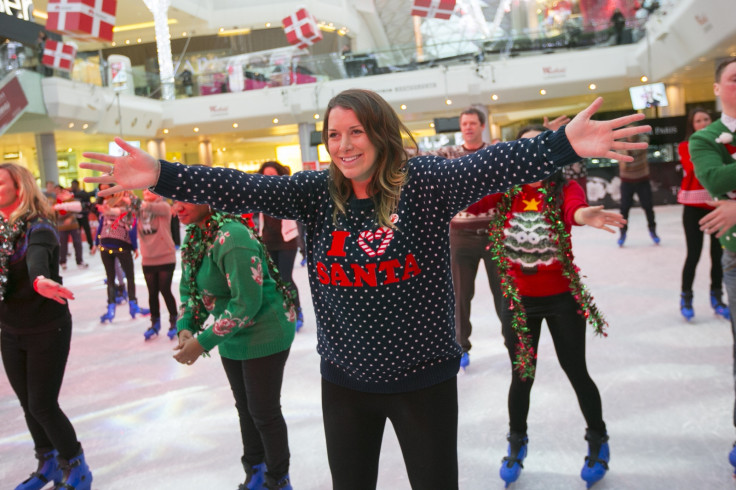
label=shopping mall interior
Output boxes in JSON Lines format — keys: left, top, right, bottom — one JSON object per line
{"left": 3, "top": 1, "right": 736, "bottom": 489}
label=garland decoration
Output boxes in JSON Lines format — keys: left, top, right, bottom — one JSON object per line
{"left": 0, "top": 215, "right": 28, "bottom": 301}
{"left": 488, "top": 182, "right": 608, "bottom": 380}
{"left": 180, "top": 212, "right": 296, "bottom": 334}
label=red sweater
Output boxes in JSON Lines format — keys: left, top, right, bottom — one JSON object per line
{"left": 677, "top": 141, "right": 714, "bottom": 209}
{"left": 486, "top": 181, "right": 587, "bottom": 297}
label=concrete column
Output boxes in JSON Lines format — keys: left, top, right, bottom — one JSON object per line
{"left": 147, "top": 138, "right": 166, "bottom": 160}
{"left": 35, "top": 133, "right": 58, "bottom": 184}
{"left": 198, "top": 139, "right": 213, "bottom": 166}
{"left": 659, "top": 84, "right": 686, "bottom": 117}
{"left": 298, "top": 122, "right": 319, "bottom": 168}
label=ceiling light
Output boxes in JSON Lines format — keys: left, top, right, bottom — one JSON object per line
{"left": 193, "top": 127, "right": 199, "bottom": 132}
{"left": 539, "top": 89, "right": 546, "bottom": 95}
{"left": 430, "top": 122, "right": 435, "bottom": 128}
{"left": 588, "top": 83, "right": 596, "bottom": 90}
{"left": 400, "top": 104, "right": 407, "bottom": 110}
{"left": 125, "top": 39, "right": 130, "bottom": 44}
{"left": 82, "top": 123, "right": 89, "bottom": 129}
{"left": 313, "top": 114, "right": 320, "bottom": 120}
{"left": 114, "top": 19, "right": 177, "bottom": 32}
{"left": 640, "top": 75, "right": 648, "bottom": 82}
{"left": 163, "top": 129, "right": 169, "bottom": 134}
{"left": 265, "top": 22, "right": 271, "bottom": 27}
{"left": 68, "top": 122, "right": 74, "bottom": 128}
{"left": 218, "top": 27, "right": 251, "bottom": 36}
{"left": 445, "top": 99, "right": 452, "bottom": 105}
{"left": 67, "top": 148, "right": 73, "bottom": 152}
{"left": 232, "top": 123, "right": 239, "bottom": 128}
{"left": 491, "top": 94, "right": 498, "bottom": 101}
{"left": 272, "top": 118, "right": 279, "bottom": 124}
{"left": 137, "top": 38, "right": 142, "bottom": 43}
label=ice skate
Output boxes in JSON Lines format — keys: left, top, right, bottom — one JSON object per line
{"left": 100, "top": 303, "right": 115, "bottom": 323}
{"left": 14, "top": 449, "right": 62, "bottom": 490}
{"left": 144, "top": 319, "right": 161, "bottom": 340}
{"left": 710, "top": 290, "right": 730, "bottom": 320}
{"left": 680, "top": 292, "right": 694, "bottom": 321}
{"left": 129, "top": 300, "right": 150, "bottom": 319}
{"left": 580, "top": 429, "right": 609, "bottom": 488}
{"left": 499, "top": 432, "right": 528, "bottom": 487}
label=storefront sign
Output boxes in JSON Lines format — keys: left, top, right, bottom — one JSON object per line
{"left": 0, "top": 0, "right": 34, "bottom": 21}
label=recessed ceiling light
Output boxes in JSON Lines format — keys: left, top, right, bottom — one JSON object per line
{"left": 589, "top": 83, "right": 597, "bottom": 90}
{"left": 68, "top": 122, "right": 74, "bottom": 128}
{"left": 163, "top": 129, "right": 169, "bottom": 134}
{"left": 445, "top": 99, "right": 452, "bottom": 105}
{"left": 272, "top": 118, "right": 279, "bottom": 124}
{"left": 193, "top": 127, "right": 199, "bottom": 132}
{"left": 491, "top": 94, "right": 498, "bottom": 101}
{"left": 232, "top": 123, "right": 238, "bottom": 128}
{"left": 539, "top": 89, "right": 546, "bottom": 95}
{"left": 313, "top": 114, "right": 320, "bottom": 119}
{"left": 400, "top": 104, "right": 407, "bottom": 110}
{"left": 430, "top": 122, "right": 435, "bottom": 128}
{"left": 641, "top": 75, "right": 648, "bottom": 82}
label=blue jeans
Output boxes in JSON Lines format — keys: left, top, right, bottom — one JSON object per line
{"left": 721, "top": 250, "right": 736, "bottom": 427}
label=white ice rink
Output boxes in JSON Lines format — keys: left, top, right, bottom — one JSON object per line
{"left": 1, "top": 204, "right": 734, "bottom": 489}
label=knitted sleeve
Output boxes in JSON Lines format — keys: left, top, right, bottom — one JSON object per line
{"left": 25, "top": 223, "right": 56, "bottom": 283}
{"left": 195, "top": 225, "right": 264, "bottom": 352}
{"left": 691, "top": 124, "right": 736, "bottom": 197}
{"left": 412, "top": 128, "right": 579, "bottom": 216}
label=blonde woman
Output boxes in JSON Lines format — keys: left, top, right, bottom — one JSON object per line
{"left": 0, "top": 163, "right": 92, "bottom": 489}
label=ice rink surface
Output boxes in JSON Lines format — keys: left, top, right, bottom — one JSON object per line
{"left": 1, "top": 204, "right": 735, "bottom": 489}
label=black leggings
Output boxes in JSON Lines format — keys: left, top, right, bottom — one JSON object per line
{"left": 502, "top": 292, "right": 605, "bottom": 435}
{"left": 1, "top": 321, "right": 80, "bottom": 459}
{"left": 101, "top": 249, "right": 136, "bottom": 304}
{"left": 267, "top": 248, "right": 300, "bottom": 310}
{"left": 221, "top": 350, "right": 291, "bottom": 483}
{"left": 142, "top": 263, "right": 177, "bottom": 323}
{"left": 681, "top": 205, "right": 723, "bottom": 293}
{"left": 620, "top": 179, "right": 656, "bottom": 232}
{"left": 322, "top": 377, "right": 458, "bottom": 490}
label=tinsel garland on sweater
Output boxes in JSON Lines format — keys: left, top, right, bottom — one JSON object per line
{"left": 488, "top": 182, "right": 608, "bottom": 380}
{"left": 0, "top": 215, "right": 28, "bottom": 301}
{"left": 181, "top": 212, "right": 296, "bottom": 334}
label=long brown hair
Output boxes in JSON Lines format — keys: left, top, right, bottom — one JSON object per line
{"left": 322, "top": 89, "right": 415, "bottom": 229}
{"left": 0, "top": 163, "right": 54, "bottom": 224}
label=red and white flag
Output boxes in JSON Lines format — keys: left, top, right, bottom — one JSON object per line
{"left": 411, "top": 0, "right": 456, "bottom": 20}
{"left": 46, "top": 0, "right": 117, "bottom": 43}
{"left": 42, "top": 40, "right": 77, "bottom": 72}
{"left": 283, "top": 8, "right": 323, "bottom": 49}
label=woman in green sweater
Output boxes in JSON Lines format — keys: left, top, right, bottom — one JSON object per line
{"left": 171, "top": 201, "right": 296, "bottom": 490}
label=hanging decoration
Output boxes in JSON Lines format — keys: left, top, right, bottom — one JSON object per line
{"left": 411, "top": 0, "right": 457, "bottom": 20}
{"left": 42, "top": 39, "right": 77, "bottom": 72}
{"left": 46, "top": 0, "right": 117, "bottom": 43}
{"left": 488, "top": 182, "right": 609, "bottom": 380}
{"left": 282, "top": 7, "right": 323, "bottom": 49}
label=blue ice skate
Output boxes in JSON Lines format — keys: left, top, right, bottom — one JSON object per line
{"left": 499, "top": 432, "right": 528, "bottom": 487}
{"left": 581, "top": 429, "right": 609, "bottom": 488}
{"left": 15, "top": 449, "right": 62, "bottom": 490}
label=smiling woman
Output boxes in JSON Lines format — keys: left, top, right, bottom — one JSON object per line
{"left": 81, "top": 88, "right": 650, "bottom": 490}
{"left": 0, "top": 163, "right": 93, "bottom": 489}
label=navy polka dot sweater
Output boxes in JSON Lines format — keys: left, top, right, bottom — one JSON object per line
{"left": 153, "top": 129, "right": 579, "bottom": 393}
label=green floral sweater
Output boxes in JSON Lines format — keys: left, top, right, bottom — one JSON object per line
{"left": 690, "top": 119, "right": 736, "bottom": 251}
{"left": 178, "top": 219, "right": 295, "bottom": 360}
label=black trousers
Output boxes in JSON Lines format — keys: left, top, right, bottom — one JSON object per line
{"left": 267, "top": 248, "right": 301, "bottom": 310}
{"left": 101, "top": 249, "right": 136, "bottom": 304}
{"left": 1, "top": 320, "right": 80, "bottom": 459}
{"left": 502, "top": 292, "right": 605, "bottom": 435}
{"left": 221, "top": 349, "right": 291, "bottom": 482}
{"left": 620, "top": 179, "right": 656, "bottom": 233}
{"left": 322, "top": 377, "right": 458, "bottom": 490}
{"left": 78, "top": 215, "right": 93, "bottom": 249}
{"left": 450, "top": 229, "right": 504, "bottom": 352}
{"left": 58, "top": 228, "right": 84, "bottom": 266}
{"left": 681, "top": 205, "right": 723, "bottom": 293}
{"left": 142, "top": 263, "right": 177, "bottom": 323}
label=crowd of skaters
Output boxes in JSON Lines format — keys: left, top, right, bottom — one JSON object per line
{"left": 4, "top": 62, "right": 736, "bottom": 489}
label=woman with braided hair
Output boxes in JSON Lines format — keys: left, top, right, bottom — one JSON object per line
{"left": 171, "top": 201, "right": 295, "bottom": 490}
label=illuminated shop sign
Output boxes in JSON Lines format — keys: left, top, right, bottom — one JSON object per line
{"left": 0, "top": 0, "right": 34, "bottom": 21}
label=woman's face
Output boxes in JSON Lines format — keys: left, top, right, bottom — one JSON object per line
{"left": 326, "top": 106, "right": 378, "bottom": 184}
{"left": 172, "top": 201, "right": 211, "bottom": 227}
{"left": 262, "top": 166, "right": 279, "bottom": 176}
{"left": 692, "top": 111, "right": 712, "bottom": 132}
{"left": 0, "top": 168, "right": 19, "bottom": 216}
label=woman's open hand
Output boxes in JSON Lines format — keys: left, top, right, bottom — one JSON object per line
{"left": 81, "top": 137, "right": 161, "bottom": 198}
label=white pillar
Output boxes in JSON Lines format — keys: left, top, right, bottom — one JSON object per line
{"left": 142, "top": 0, "right": 175, "bottom": 101}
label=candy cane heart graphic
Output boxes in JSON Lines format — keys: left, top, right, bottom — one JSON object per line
{"left": 357, "top": 226, "right": 394, "bottom": 257}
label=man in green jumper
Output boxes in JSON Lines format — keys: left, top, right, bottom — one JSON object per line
{"left": 690, "top": 55, "right": 736, "bottom": 474}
